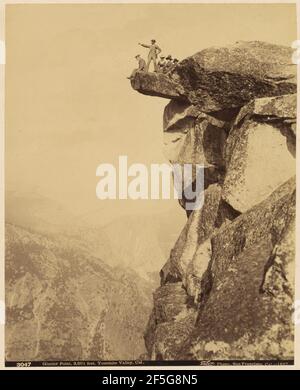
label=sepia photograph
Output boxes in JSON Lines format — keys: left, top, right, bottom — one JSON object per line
{"left": 1, "top": 0, "right": 299, "bottom": 372}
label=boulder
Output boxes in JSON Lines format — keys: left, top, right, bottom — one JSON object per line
{"left": 179, "top": 177, "right": 295, "bottom": 360}
{"left": 131, "top": 42, "right": 296, "bottom": 112}
{"left": 148, "top": 177, "right": 295, "bottom": 361}
{"left": 172, "top": 41, "right": 296, "bottom": 109}
{"left": 162, "top": 100, "right": 228, "bottom": 213}
{"left": 144, "top": 283, "right": 197, "bottom": 360}
{"left": 163, "top": 100, "right": 203, "bottom": 131}
{"left": 164, "top": 111, "right": 228, "bottom": 167}
{"left": 236, "top": 93, "right": 297, "bottom": 121}
{"left": 223, "top": 94, "right": 296, "bottom": 213}
{"left": 160, "top": 184, "right": 222, "bottom": 285}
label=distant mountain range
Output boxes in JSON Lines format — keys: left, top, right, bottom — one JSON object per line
{"left": 5, "top": 191, "right": 185, "bottom": 360}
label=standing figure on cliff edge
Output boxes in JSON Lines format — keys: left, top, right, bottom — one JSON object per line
{"left": 138, "top": 39, "right": 162, "bottom": 72}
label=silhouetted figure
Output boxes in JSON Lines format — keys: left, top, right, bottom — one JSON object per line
{"left": 138, "top": 39, "right": 162, "bottom": 72}
{"left": 164, "top": 55, "right": 173, "bottom": 73}
{"left": 127, "top": 54, "right": 146, "bottom": 79}
{"left": 170, "top": 58, "right": 179, "bottom": 71}
{"left": 158, "top": 55, "right": 166, "bottom": 73}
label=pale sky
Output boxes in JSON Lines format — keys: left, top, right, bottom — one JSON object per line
{"left": 5, "top": 3, "right": 297, "bottom": 220}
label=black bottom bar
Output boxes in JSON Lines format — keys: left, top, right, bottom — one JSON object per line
{"left": 5, "top": 359, "right": 294, "bottom": 367}
{"left": 0, "top": 369, "right": 300, "bottom": 384}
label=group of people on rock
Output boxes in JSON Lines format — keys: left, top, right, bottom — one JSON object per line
{"left": 158, "top": 55, "right": 179, "bottom": 73}
{"left": 128, "top": 39, "right": 180, "bottom": 79}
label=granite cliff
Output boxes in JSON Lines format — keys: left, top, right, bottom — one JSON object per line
{"left": 131, "top": 41, "right": 296, "bottom": 360}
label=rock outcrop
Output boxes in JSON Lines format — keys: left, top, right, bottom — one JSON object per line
{"left": 222, "top": 93, "right": 296, "bottom": 213}
{"left": 130, "top": 41, "right": 296, "bottom": 361}
{"left": 131, "top": 41, "right": 296, "bottom": 111}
